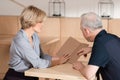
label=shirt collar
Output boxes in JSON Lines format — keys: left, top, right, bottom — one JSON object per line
{"left": 95, "top": 29, "right": 107, "bottom": 40}
{"left": 20, "top": 29, "right": 28, "bottom": 41}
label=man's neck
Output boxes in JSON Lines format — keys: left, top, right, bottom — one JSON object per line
{"left": 90, "top": 29, "right": 103, "bottom": 42}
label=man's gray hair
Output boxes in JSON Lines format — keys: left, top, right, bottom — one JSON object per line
{"left": 81, "top": 12, "right": 103, "bottom": 30}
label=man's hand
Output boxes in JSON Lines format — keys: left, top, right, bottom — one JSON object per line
{"left": 77, "top": 47, "right": 92, "bottom": 57}
{"left": 73, "top": 61, "right": 84, "bottom": 71}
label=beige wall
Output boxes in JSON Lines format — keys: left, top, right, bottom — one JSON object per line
{"left": 0, "top": 16, "right": 120, "bottom": 79}
{"left": 1, "top": 0, "right": 120, "bottom": 18}
{"left": 108, "top": 19, "right": 120, "bottom": 37}
{"left": 0, "top": 16, "right": 20, "bottom": 37}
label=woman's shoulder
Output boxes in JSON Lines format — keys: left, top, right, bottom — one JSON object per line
{"left": 13, "top": 30, "right": 27, "bottom": 43}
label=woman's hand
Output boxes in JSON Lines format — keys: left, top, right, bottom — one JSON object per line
{"left": 59, "top": 53, "right": 71, "bottom": 64}
{"left": 77, "top": 47, "right": 92, "bottom": 57}
{"left": 51, "top": 53, "right": 71, "bottom": 66}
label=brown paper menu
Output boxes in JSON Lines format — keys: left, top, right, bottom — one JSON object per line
{"left": 57, "top": 37, "right": 88, "bottom": 63}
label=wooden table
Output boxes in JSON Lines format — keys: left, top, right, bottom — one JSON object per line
{"left": 25, "top": 63, "right": 86, "bottom": 80}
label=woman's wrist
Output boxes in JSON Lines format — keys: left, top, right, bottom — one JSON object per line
{"left": 52, "top": 56, "right": 60, "bottom": 65}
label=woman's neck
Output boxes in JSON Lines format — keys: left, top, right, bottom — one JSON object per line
{"left": 24, "top": 27, "right": 34, "bottom": 39}
{"left": 24, "top": 27, "right": 35, "bottom": 48}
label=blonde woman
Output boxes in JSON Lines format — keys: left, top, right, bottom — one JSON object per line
{"left": 4, "top": 5, "right": 70, "bottom": 80}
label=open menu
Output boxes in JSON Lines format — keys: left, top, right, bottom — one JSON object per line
{"left": 57, "top": 37, "right": 88, "bottom": 63}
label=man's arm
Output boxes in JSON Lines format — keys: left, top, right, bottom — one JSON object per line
{"left": 73, "top": 61, "right": 99, "bottom": 80}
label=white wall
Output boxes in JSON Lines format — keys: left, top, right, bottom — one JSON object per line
{"left": 0, "top": 0, "right": 120, "bottom": 18}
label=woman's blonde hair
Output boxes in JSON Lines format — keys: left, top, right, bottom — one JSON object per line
{"left": 20, "top": 5, "right": 46, "bottom": 29}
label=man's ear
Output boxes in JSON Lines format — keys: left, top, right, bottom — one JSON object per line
{"left": 84, "top": 28, "right": 90, "bottom": 35}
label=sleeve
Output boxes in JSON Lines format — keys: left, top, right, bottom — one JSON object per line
{"left": 39, "top": 45, "right": 52, "bottom": 62}
{"left": 88, "top": 41, "right": 109, "bottom": 68}
{"left": 14, "top": 39, "right": 51, "bottom": 68}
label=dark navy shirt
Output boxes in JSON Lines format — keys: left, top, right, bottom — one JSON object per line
{"left": 88, "top": 30, "right": 120, "bottom": 80}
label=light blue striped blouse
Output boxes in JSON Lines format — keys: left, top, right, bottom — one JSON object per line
{"left": 9, "top": 29, "right": 51, "bottom": 72}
